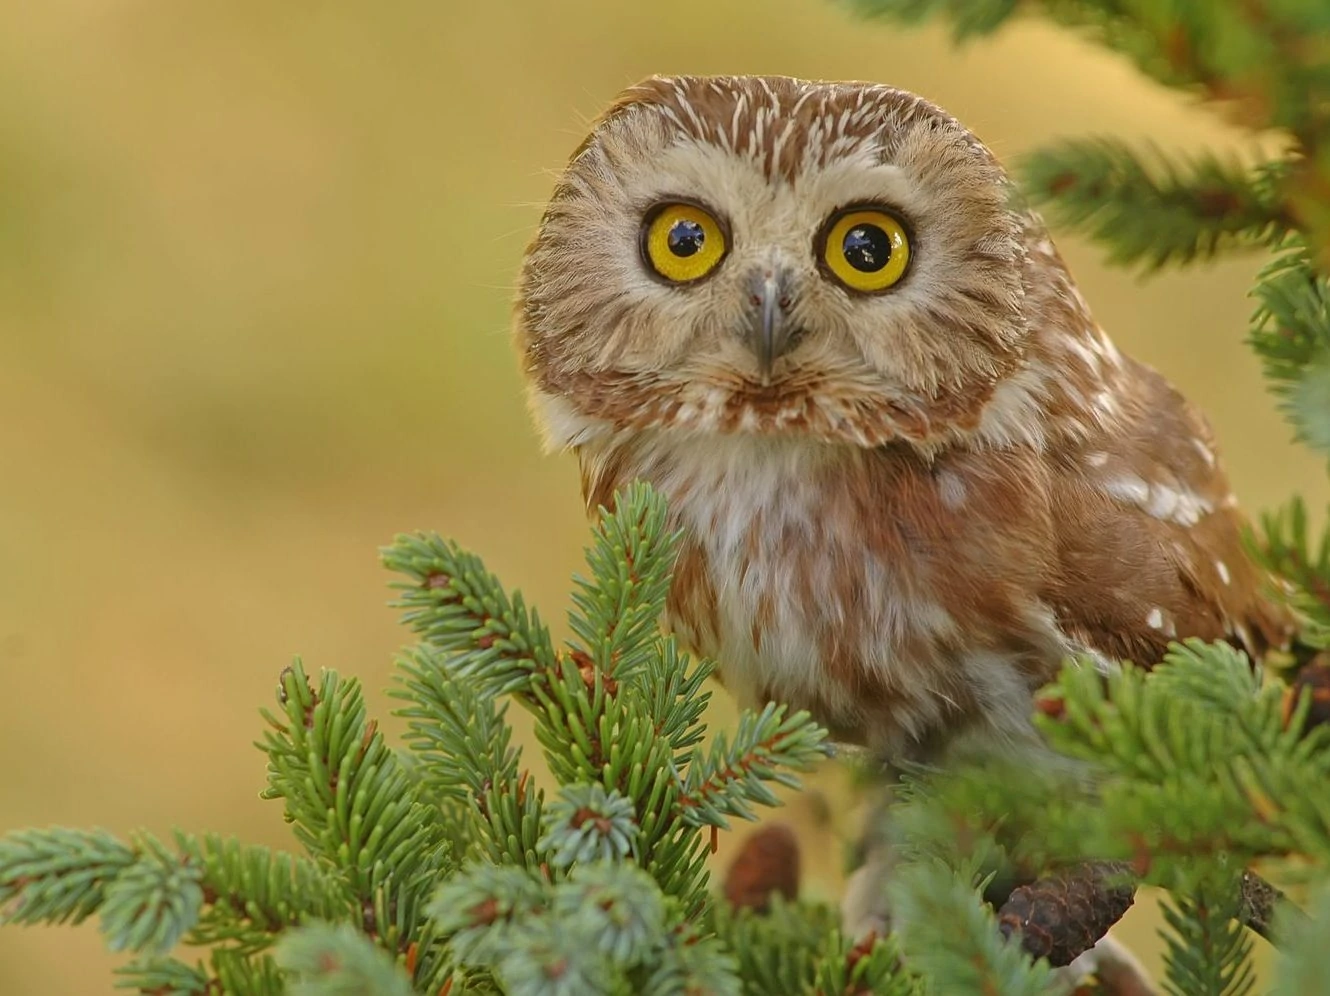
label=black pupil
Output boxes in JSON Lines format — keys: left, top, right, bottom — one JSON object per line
{"left": 842, "top": 224, "right": 892, "bottom": 272}
{"left": 667, "top": 219, "right": 706, "bottom": 257}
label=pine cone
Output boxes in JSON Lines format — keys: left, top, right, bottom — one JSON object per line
{"left": 997, "top": 861, "right": 1135, "bottom": 967}
{"left": 723, "top": 822, "right": 801, "bottom": 912}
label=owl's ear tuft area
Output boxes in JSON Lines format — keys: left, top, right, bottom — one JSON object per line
{"left": 564, "top": 76, "right": 682, "bottom": 165}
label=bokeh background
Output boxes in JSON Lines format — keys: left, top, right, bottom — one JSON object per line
{"left": 2, "top": 1, "right": 1325, "bottom": 992}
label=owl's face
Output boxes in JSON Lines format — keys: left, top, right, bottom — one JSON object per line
{"left": 517, "top": 75, "right": 1033, "bottom": 450}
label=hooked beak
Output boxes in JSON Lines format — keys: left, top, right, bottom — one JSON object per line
{"left": 747, "top": 270, "right": 798, "bottom": 385}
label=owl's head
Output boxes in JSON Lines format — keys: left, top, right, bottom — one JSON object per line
{"left": 516, "top": 75, "right": 1036, "bottom": 451}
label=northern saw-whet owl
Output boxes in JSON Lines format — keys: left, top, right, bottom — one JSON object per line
{"left": 515, "top": 74, "right": 1294, "bottom": 765}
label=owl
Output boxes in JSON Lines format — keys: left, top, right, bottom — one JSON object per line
{"left": 514, "top": 74, "right": 1293, "bottom": 765}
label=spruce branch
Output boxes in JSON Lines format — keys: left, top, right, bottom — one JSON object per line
{"left": 383, "top": 532, "right": 559, "bottom": 699}
{"left": 393, "top": 646, "right": 523, "bottom": 806}
{"left": 391, "top": 483, "right": 827, "bottom": 933}
{"left": 641, "top": 639, "right": 713, "bottom": 759}
{"left": 551, "top": 863, "right": 667, "bottom": 966}
{"left": 1033, "top": 643, "right": 1330, "bottom": 790}
{"left": 1020, "top": 141, "right": 1291, "bottom": 270}
{"left": 709, "top": 889, "right": 919, "bottom": 996}
{"left": 28, "top": 477, "right": 1300, "bottom": 990}
{"left": 428, "top": 864, "right": 550, "bottom": 967}
{"left": 0, "top": 826, "right": 137, "bottom": 928}
{"left": 491, "top": 914, "right": 620, "bottom": 996}
{"left": 1021, "top": 656, "right": 1330, "bottom": 885}
{"left": 259, "top": 661, "right": 452, "bottom": 964}
{"left": 276, "top": 921, "right": 416, "bottom": 996}
{"left": 1147, "top": 639, "right": 1263, "bottom": 714}
{"left": 708, "top": 897, "right": 833, "bottom": 996}
{"left": 679, "top": 703, "right": 830, "bottom": 829}
{"left": 0, "top": 828, "right": 206, "bottom": 957}
{"left": 429, "top": 863, "right": 671, "bottom": 995}
{"left": 884, "top": 647, "right": 1314, "bottom": 959}
{"left": 1250, "top": 242, "right": 1330, "bottom": 456}
{"left": 392, "top": 646, "right": 543, "bottom": 868}
{"left": 522, "top": 649, "right": 634, "bottom": 787}
{"left": 113, "top": 957, "right": 213, "bottom": 995}
{"left": 569, "top": 479, "right": 682, "bottom": 685}
{"left": 387, "top": 505, "right": 660, "bottom": 849}
{"left": 638, "top": 920, "right": 742, "bottom": 996}
{"left": 888, "top": 859, "right": 1053, "bottom": 994}
{"left": 538, "top": 784, "right": 639, "bottom": 867}
{"left": 1288, "top": 359, "right": 1330, "bottom": 454}
{"left": 99, "top": 831, "right": 205, "bottom": 955}
{"left": 847, "top": 1, "right": 1330, "bottom": 137}
{"left": 812, "top": 930, "right": 919, "bottom": 996}
{"left": 0, "top": 824, "right": 351, "bottom": 965}
{"left": 634, "top": 821, "right": 712, "bottom": 918}
{"left": 210, "top": 951, "right": 287, "bottom": 996}
{"left": 840, "top": 0, "right": 1019, "bottom": 40}
{"left": 259, "top": 661, "right": 451, "bottom": 891}
{"left": 517, "top": 486, "right": 689, "bottom": 803}
{"left": 115, "top": 953, "right": 286, "bottom": 996}
{"left": 1160, "top": 874, "right": 1257, "bottom": 996}
{"left": 177, "top": 832, "right": 352, "bottom": 954}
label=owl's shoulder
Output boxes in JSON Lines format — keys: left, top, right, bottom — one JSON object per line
{"left": 1037, "top": 352, "right": 1294, "bottom": 666}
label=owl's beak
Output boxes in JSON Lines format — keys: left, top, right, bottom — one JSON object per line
{"left": 747, "top": 270, "right": 797, "bottom": 385}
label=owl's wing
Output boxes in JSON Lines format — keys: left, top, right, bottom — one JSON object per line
{"left": 1044, "top": 356, "right": 1293, "bottom": 668}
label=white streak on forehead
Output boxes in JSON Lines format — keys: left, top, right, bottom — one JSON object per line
{"left": 728, "top": 92, "right": 746, "bottom": 152}
{"left": 788, "top": 87, "right": 817, "bottom": 118}
{"left": 769, "top": 121, "right": 796, "bottom": 174}
{"left": 625, "top": 139, "right": 920, "bottom": 225}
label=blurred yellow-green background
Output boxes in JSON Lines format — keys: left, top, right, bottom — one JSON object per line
{"left": 1, "top": 1, "right": 1325, "bottom": 992}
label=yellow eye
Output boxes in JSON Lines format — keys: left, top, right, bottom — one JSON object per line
{"left": 820, "top": 207, "right": 911, "bottom": 293}
{"left": 641, "top": 202, "right": 728, "bottom": 284}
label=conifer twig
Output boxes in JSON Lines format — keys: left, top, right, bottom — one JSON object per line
{"left": 276, "top": 921, "right": 417, "bottom": 996}
{"left": 1239, "top": 869, "right": 1308, "bottom": 945}
{"left": 1020, "top": 141, "right": 1291, "bottom": 270}
{"left": 679, "top": 703, "right": 831, "bottom": 829}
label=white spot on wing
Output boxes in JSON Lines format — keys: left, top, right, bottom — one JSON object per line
{"left": 1105, "top": 475, "right": 1150, "bottom": 506}
{"left": 1216, "top": 560, "right": 1231, "bottom": 585}
{"left": 937, "top": 470, "right": 966, "bottom": 509}
{"left": 1147, "top": 607, "right": 1164, "bottom": 630}
{"left": 1103, "top": 474, "right": 1213, "bottom": 526}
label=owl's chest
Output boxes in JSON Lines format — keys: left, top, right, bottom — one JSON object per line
{"left": 597, "top": 435, "right": 1039, "bottom": 751}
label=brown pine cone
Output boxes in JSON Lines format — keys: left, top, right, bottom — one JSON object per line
{"left": 723, "top": 822, "right": 801, "bottom": 912}
{"left": 997, "top": 861, "right": 1135, "bottom": 967}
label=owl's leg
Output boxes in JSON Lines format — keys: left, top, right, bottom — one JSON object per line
{"left": 838, "top": 773, "right": 899, "bottom": 940}
{"left": 842, "top": 829, "right": 1146, "bottom": 980}
{"left": 838, "top": 732, "right": 1145, "bottom": 973}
